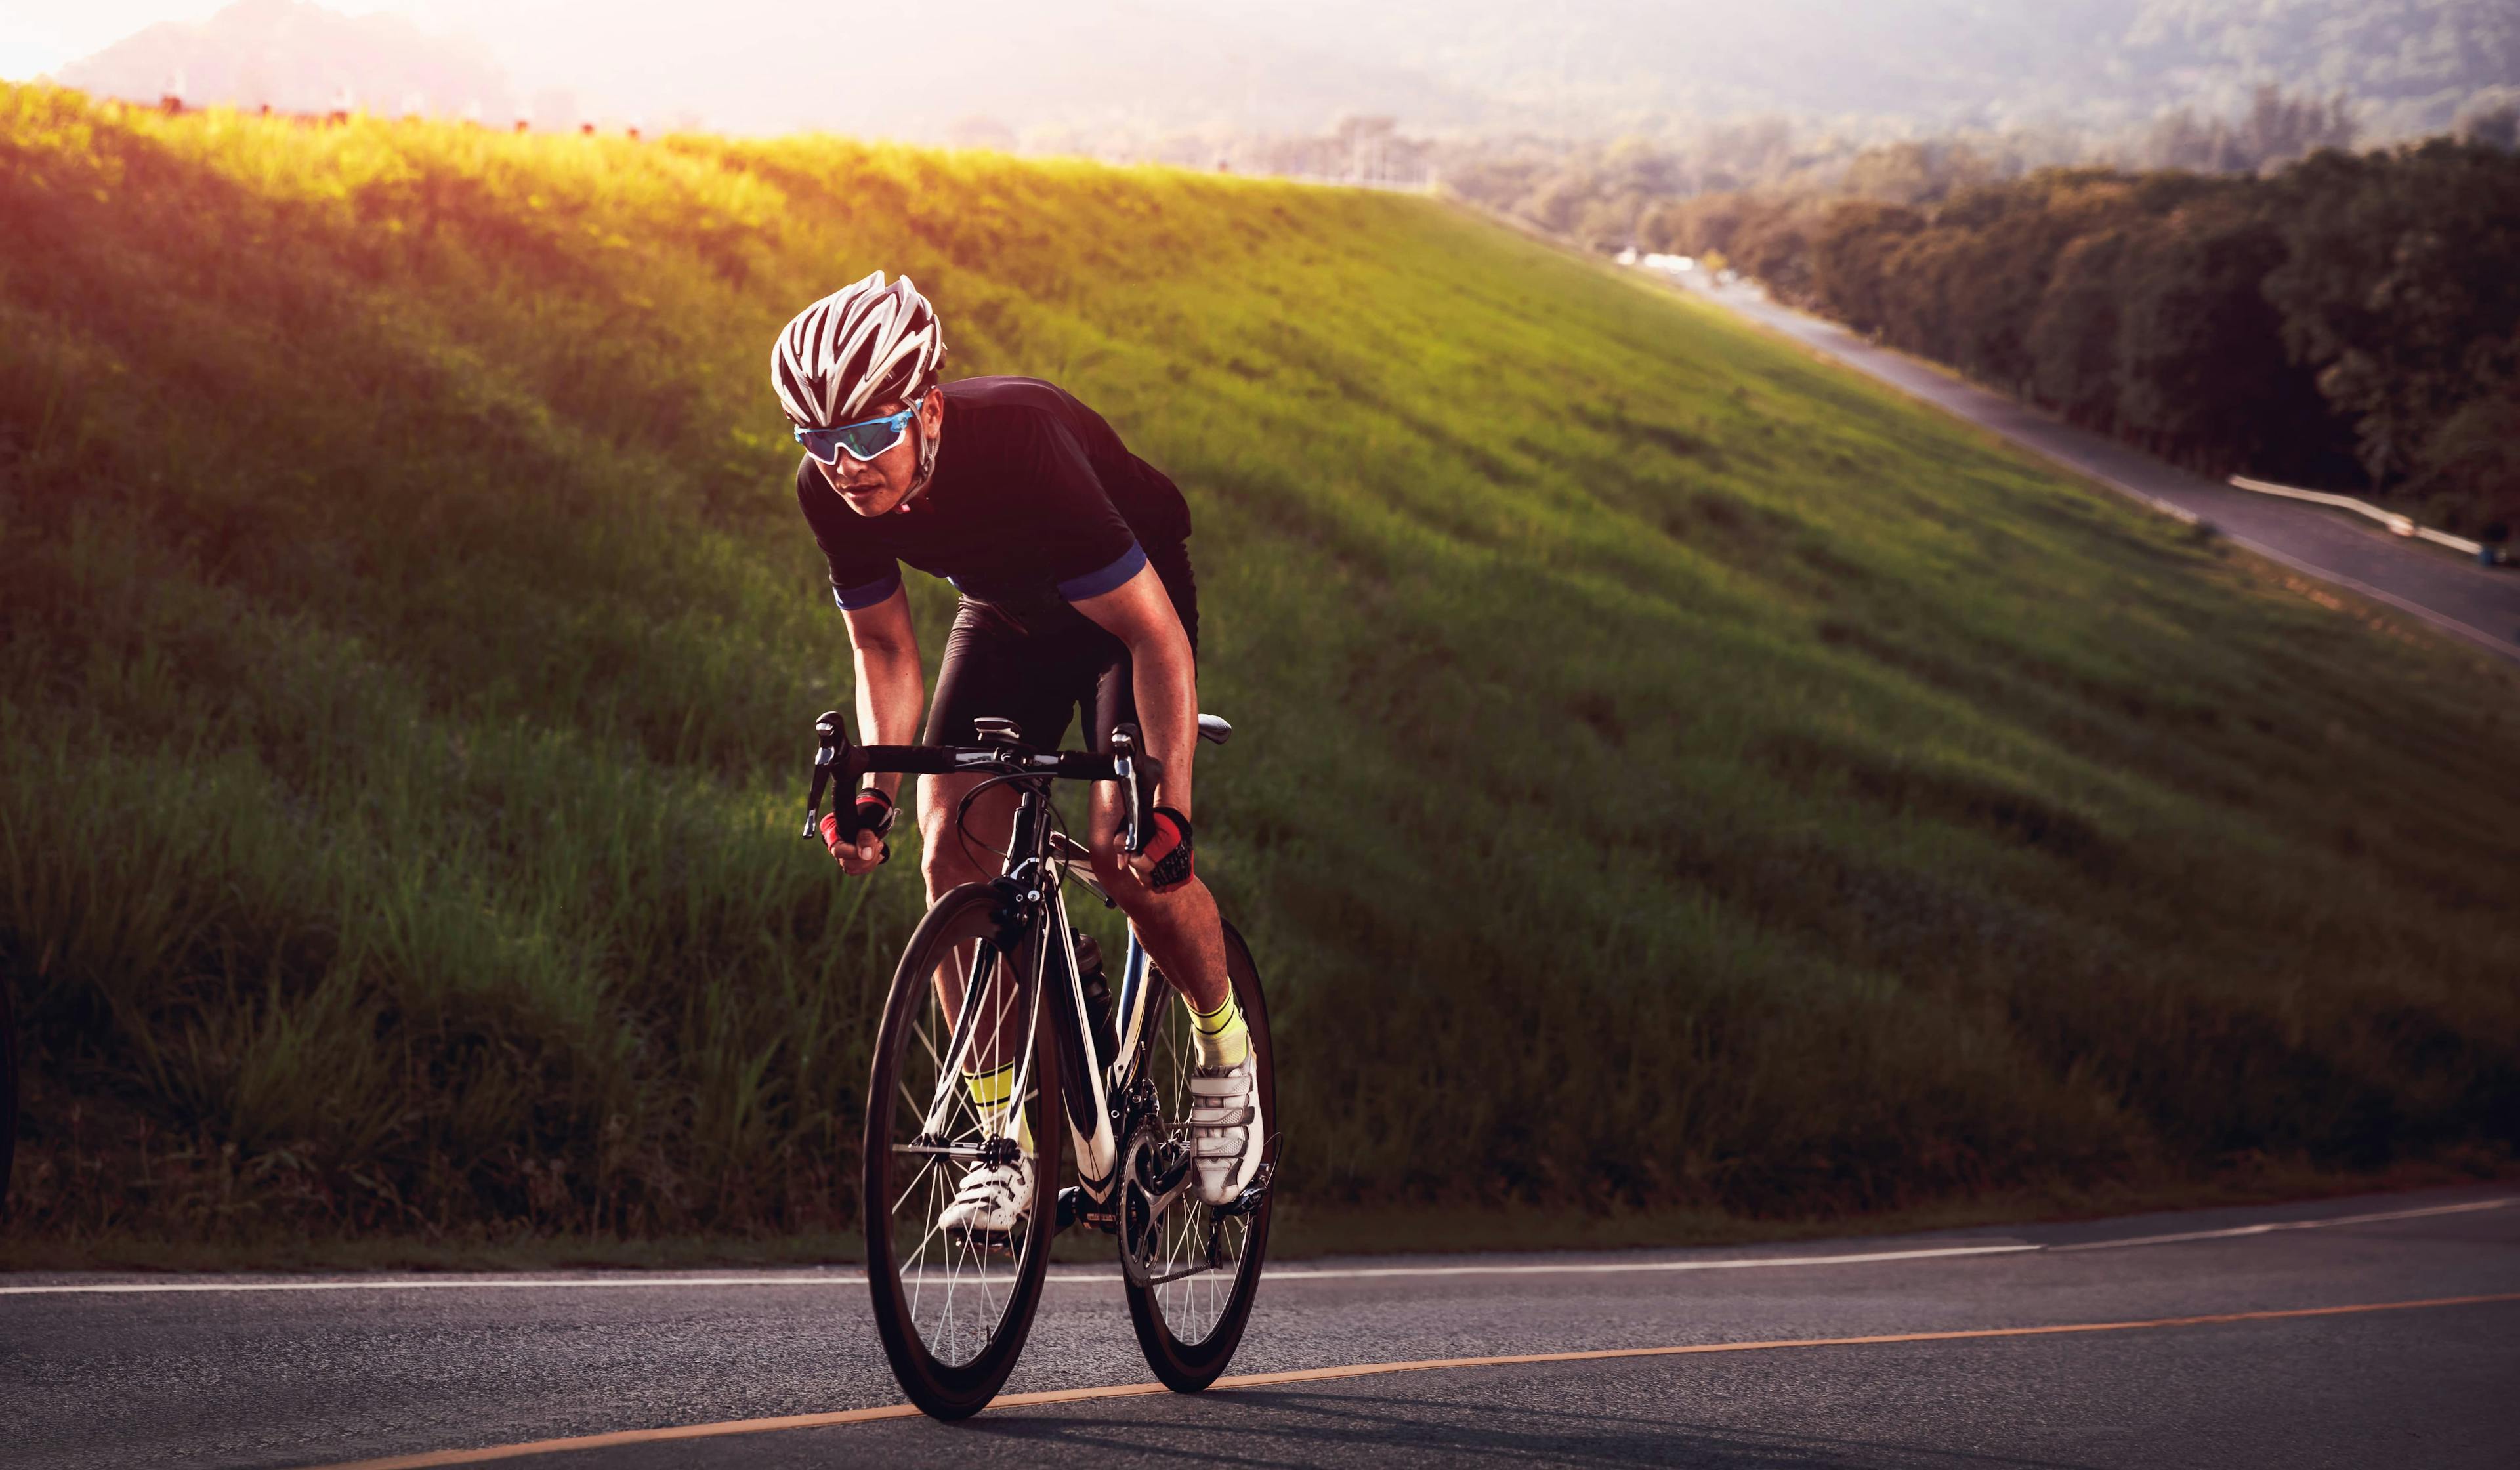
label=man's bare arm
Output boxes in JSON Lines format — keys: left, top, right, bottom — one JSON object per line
{"left": 841, "top": 586, "right": 925, "bottom": 806}
{"left": 1071, "top": 561, "right": 1198, "bottom": 821}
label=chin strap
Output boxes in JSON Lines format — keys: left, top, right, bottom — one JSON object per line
{"left": 892, "top": 396, "right": 942, "bottom": 511}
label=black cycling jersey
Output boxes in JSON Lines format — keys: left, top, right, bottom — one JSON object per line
{"left": 925, "top": 541, "right": 1196, "bottom": 753}
{"left": 795, "top": 375, "right": 1192, "bottom": 638}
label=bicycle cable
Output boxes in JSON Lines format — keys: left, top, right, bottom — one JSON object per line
{"left": 952, "top": 771, "right": 1075, "bottom": 873}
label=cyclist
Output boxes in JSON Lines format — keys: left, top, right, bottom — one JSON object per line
{"left": 776, "top": 272, "right": 1261, "bottom": 1238}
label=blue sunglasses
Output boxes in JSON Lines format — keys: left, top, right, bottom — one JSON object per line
{"left": 793, "top": 397, "right": 922, "bottom": 465}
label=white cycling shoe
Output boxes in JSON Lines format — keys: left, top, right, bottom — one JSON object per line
{"left": 1187, "top": 1053, "right": 1263, "bottom": 1207}
{"left": 939, "top": 1155, "right": 1032, "bottom": 1241}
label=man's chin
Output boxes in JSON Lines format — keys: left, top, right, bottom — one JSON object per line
{"left": 837, "top": 485, "right": 894, "bottom": 516}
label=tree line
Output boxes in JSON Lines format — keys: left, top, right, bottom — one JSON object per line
{"left": 1645, "top": 138, "right": 2520, "bottom": 538}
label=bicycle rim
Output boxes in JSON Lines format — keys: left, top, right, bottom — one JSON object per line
{"left": 862, "top": 884, "right": 1062, "bottom": 1419}
{"left": 1124, "top": 919, "right": 1276, "bottom": 1390}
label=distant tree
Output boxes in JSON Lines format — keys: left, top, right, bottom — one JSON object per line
{"left": 2029, "top": 227, "right": 2135, "bottom": 429}
{"left": 1810, "top": 201, "right": 1923, "bottom": 332}
{"left": 2139, "top": 85, "right": 2355, "bottom": 175}
{"left": 2264, "top": 140, "right": 2520, "bottom": 487}
{"left": 2110, "top": 198, "right": 2314, "bottom": 473}
{"left": 1956, "top": 222, "right": 2045, "bottom": 389}
{"left": 1725, "top": 198, "right": 1824, "bottom": 301}
{"left": 2412, "top": 352, "right": 2520, "bottom": 537}
{"left": 2452, "top": 96, "right": 2519, "bottom": 150}
{"left": 1842, "top": 140, "right": 1993, "bottom": 205}
{"left": 1635, "top": 197, "right": 1696, "bottom": 253}
{"left": 2235, "top": 85, "right": 2357, "bottom": 171}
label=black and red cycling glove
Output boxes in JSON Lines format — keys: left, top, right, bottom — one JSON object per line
{"left": 819, "top": 788, "right": 896, "bottom": 866}
{"left": 1142, "top": 805, "right": 1195, "bottom": 892}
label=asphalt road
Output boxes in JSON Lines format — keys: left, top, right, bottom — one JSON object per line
{"left": 5, "top": 1185, "right": 2515, "bottom": 1468}
{"left": 1684, "top": 278, "right": 2520, "bottom": 664}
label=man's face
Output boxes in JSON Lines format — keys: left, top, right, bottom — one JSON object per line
{"left": 814, "top": 394, "right": 943, "bottom": 517}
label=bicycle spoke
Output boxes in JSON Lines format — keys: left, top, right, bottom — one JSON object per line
{"left": 881, "top": 917, "right": 1046, "bottom": 1375}
{"left": 892, "top": 1153, "right": 941, "bottom": 1218}
{"left": 1135, "top": 976, "right": 1255, "bottom": 1347}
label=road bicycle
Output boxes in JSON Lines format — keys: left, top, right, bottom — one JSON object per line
{"left": 802, "top": 708, "right": 1278, "bottom": 1420}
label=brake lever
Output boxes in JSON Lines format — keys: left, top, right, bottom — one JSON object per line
{"left": 802, "top": 709, "right": 847, "bottom": 839}
{"left": 1110, "top": 726, "right": 1144, "bottom": 854}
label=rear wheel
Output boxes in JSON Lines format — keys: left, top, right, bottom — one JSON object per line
{"left": 862, "top": 884, "right": 1063, "bottom": 1419}
{"left": 1123, "top": 919, "right": 1276, "bottom": 1391}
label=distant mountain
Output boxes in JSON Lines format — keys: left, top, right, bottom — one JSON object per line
{"left": 46, "top": 0, "right": 2520, "bottom": 141}
{"left": 54, "top": 0, "right": 516, "bottom": 121}
{"left": 1253, "top": 0, "right": 2520, "bottom": 136}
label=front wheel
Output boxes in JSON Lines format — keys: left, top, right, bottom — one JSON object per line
{"left": 862, "top": 884, "right": 1064, "bottom": 1419}
{"left": 1124, "top": 919, "right": 1277, "bottom": 1391}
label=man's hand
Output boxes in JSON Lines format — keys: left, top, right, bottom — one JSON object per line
{"left": 1131, "top": 805, "right": 1196, "bottom": 892}
{"left": 820, "top": 789, "right": 895, "bottom": 876}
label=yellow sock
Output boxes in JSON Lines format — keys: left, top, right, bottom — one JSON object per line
{"left": 963, "top": 1064, "right": 1034, "bottom": 1152}
{"left": 1189, "top": 991, "right": 1250, "bottom": 1068}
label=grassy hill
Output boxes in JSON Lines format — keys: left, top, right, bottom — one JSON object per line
{"left": 2, "top": 84, "right": 2515, "bottom": 1261}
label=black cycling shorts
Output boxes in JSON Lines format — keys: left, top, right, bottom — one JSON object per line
{"left": 923, "top": 541, "right": 1198, "bottom": 755}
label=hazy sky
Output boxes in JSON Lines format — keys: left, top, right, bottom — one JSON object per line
{"left": 3, "top": 1, "right": 219, "bottom": 81}
{"left": 14, "top": 1, "right": 2515, "bottom": 141}
{"left": 1, "top": 3, "right": 552, "bottom": 83}
{"left": 7, "top": 0, "right": 1475, "bottom": 135}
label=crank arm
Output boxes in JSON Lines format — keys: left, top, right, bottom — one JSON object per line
{"left": 891, "top": 1142, "right": 992, "bottom": 1161}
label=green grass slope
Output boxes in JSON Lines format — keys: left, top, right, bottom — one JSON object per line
{"left": 3, "top": 85, "right": 2515, "bottom": 1257}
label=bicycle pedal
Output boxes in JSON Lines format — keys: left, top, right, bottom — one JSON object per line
{"left": 942, "top": 1227, "right": 1020, "bottom": 1254}
{"left": 1053, "top": 1187, "right": 1127, "bottom": 1238}
{"left": 1213, "top": 1160, "right": 1274, "bottom": 1219}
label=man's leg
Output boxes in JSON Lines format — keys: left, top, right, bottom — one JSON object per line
{"left": 1089, "top": 786, "right": 1258, "bottom": 1206}
{"left": 919, "top": 771, "right": 1028, "bottom": 1131}
{"left": 917, "top": 600, "right": 1065, "bottom": 1137}
{"left": 918, "top": 770, "right": 1040, "bottom": 1234}
{"left": 1087, "top": 782, "right": 1229, "bottom": 1013}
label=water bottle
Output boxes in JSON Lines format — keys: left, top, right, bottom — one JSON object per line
{"left": 1074, "top": 931, "right": 1119, "bottom": 1069}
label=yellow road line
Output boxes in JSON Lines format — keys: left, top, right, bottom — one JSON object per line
{"left": 316, "top": 1291, "right": 2520, "bottom": 1469}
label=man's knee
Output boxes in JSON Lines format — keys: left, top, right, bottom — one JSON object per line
{"left": 918, "top": 778, "right": 990, "bottom": 891}
{"left": 1087, "top": 840, "right": 1131, "bottom": 894}
{"left": 921, "top": 833, "right": 971, "bottom": 893}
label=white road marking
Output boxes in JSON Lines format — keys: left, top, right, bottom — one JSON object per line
{"left": 2, "top": 1196, "right": 2506, "bottom": 1298}
{"left": 0, "top": 1272, "right": 875, "bottom": 1297}
{"left": 1257, "top": 1243, "right": 2038, "bottom": 1281}
{"left": 0, "top": 1246, "right": 2034, "bottom": 1297}
{"left": 2046, "top": 1196, "right": 2511, "bottom": 1251}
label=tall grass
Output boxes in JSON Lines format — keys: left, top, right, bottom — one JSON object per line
{"left": 3, "top": 84, "right": 2515, "bottom": 1249}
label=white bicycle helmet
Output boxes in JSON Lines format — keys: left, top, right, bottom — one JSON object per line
{"left": 771, "top": 271, "right": 946, "bottom": 427}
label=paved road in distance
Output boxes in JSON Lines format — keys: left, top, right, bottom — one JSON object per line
{"left": 5, "top": 1185, "right": 2514, "bottom": 1468}
{"left": 1685, "top": 278, "right": 2520, "bottom": 664}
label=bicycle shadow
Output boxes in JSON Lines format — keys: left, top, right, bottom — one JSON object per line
{"left": 934, "top": 1382, "right": 2105, "bottom": 1469}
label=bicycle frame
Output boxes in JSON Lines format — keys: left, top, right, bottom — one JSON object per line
{"left": 801, "top": 711, "right": 1172, "bottom": 1201}
{"left": 1039, "top": 830, "right": 1158, "bottom": 1198}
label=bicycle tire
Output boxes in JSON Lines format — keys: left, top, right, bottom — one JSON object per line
{"left": 862, "top": 883, "right": 1064, "bottom": 1419}
{"left": 1123, "top": 918, "right": 1277, "bottom": 1391}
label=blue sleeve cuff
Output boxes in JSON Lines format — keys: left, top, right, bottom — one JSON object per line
{"left": 832, "top": 570, "right": 902, "bottom": 611}
{"left": 1056, "top": 542, "right": 1147, "bottom": 602}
